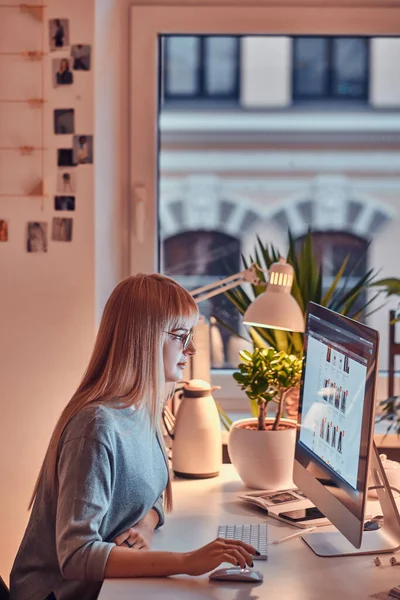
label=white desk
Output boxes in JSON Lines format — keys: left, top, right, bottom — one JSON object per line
{"left": 98, "top": 465, "right": 400, "bottom": 600}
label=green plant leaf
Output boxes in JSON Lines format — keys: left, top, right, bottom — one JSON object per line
{"left": 370, "top": 278, "right": 400, "bottom": 296}
{"left": 321, "top": 256, "right": 349, "bottom": 306}
{"left": 216, "top": 403, "right": 233, "bottom": 431}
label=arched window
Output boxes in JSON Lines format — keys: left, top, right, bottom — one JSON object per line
{"left": 163, "top": 230, "right": 241, "bottom": 367}
{"left": 295, "top": 231, "right": 369, "bottom": 319}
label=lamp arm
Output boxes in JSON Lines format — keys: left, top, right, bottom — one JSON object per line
{"left": 191, "top": 263, "right": 265, "bottom": 303}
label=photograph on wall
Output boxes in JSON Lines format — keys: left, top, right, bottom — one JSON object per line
{"left": 49, "top": 19, "right": 69, "bottom": 51}
{"left": 73, "top": 135, "right": 93, "bottom": 165}
{"left": 54, "top": 109, "right": 74, "bottom": 135}
{"left": 27, "top": 222, "right": 48, "bottom": 253}
{"left": 52, "top": 217, "right": 73, "bottom": 242}
{"left": 71, "top": 44, "right": 91, "bottom": 70}
{"left": 55, "top": 196, "right": 75, "bottom": 211}
{"left": 57, "top": 148, "right": 75, "bottom": 167}
{"left": 53, "top": 58, "right": 73, "bottom": 86}
{"left": 0, "top": 220, "right": 8, "bottom": 242}
{"left": 57, "top": 170, "right": 76, "bottom": 194}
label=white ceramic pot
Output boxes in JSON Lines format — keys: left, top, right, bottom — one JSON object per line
{"left": 368, "top": 453, "right": 400, "bottom": 498}
{"left": 227, "top": 417, "right": 297, "bottom": 490}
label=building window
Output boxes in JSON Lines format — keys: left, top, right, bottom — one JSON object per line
{"left": 293, "top": 37, "right": 369, "bottom": 102}
{"left": 295, "top": 231, "right": 369, "bottom": 320}
{"left": 163, "top": 230, "right": 241, "bottom": 368}
{"left": 162, "top": 36, "right": 240, "bottom": 102}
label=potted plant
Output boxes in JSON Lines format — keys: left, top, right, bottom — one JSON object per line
{"left": 227, "top": 347, "right": 303, "bottom": 489}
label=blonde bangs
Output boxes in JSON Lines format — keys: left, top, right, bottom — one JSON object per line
{"left": 164, "top": 281, "right": 199, "bottom": 332}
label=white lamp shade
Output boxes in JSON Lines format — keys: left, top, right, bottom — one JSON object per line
{"left": 243, "top": 289, "right": 305, "bottom": 332}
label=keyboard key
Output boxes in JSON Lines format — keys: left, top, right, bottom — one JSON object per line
{"left": 218, "top": 524, "right": 268, "bottom": 560}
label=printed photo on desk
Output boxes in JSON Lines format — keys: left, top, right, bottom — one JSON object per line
{"left": 240, "top": 489, "right": 305, "bottom": 507}
{"left": 239, "top": 489, "right": 331, "bottom": 528}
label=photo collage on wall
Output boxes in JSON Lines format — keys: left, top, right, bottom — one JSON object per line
{"left": 0, "top": 18, "right": 93, "bottom": 251}
{"left": 48, "top": 17, "right": 93, "bottom": 250}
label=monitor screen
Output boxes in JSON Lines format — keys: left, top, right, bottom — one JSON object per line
{"left": 295, "top": 302, "right": 379, "bottom": 535}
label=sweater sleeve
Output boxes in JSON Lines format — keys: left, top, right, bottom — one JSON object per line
{"left": 55, "top": 436, "right": 115, "bottom": 581}
{"left": 152, "top": 493, "right": 165, "bottom": 529}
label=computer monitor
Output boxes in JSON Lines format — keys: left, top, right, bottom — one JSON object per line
{"left": 294, "top": 302, "right": 400, "bottom": 557}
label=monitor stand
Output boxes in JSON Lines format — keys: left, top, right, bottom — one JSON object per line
{"left": 302, "top": 442, "right": 400, "bottom": 557}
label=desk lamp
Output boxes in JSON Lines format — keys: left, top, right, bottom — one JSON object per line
{"left": 185, "top": 257, "right": 305, "bottom": 381}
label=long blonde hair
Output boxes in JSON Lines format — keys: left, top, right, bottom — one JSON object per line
{"left": 29, "top": 273, "right": 199, "bottom": 512}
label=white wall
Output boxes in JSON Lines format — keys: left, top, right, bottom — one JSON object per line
{"left": 370, "top": 38, "right": 400, "bottom": 107}
{"left": 0, "top": 0, "right": 97, "bottom": 579}
{"left": 241, "top": 37, "right": 292, "bottom": 107}
{"left": 95, "top": 0, "right": 129, "bottom": 323}
{"left": 0, "top": 0, "right": 133, "bottom": 579}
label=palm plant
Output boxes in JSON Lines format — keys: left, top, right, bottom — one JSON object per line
{"left": 216, "top": 230, "right": 400, "bottom": 433}
{"left": 224, "top": 230, "right": 399, "bottom": 358}
{"left": 377, "top": 396, "right": 400, "bottom": 436}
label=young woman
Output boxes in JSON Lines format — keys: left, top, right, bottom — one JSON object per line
{"left": 10, "top": 274, "right": 255, "bottom": 600}
{"left": 52, "top": 19, "right": 65, "bottom": 49}
{"left": 76, "top": 135, "right": 89, "bottom": 164}
{"left": 56, "top": 59, "right": 73, "bottom": 86}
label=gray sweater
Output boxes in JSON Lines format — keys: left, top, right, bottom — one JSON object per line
{"left": 10, "top": 404, "right": 168, "bottom": 600}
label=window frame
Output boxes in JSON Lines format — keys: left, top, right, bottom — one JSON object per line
{"left": 129, "top": 1, "right": 400, "bottom": 409}
{"left": 163, "top": 35, "right": 241, "bottom": 102}
{"left": 292, "top": 35, "right": 370, "bottom": 103}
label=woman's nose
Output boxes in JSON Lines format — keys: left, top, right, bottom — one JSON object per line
{"left": 184, "top": 339, "right": 196, "bottom": 356}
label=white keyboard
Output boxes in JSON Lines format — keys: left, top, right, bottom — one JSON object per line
{"left": 217, "top": 523, "right": 268, "bottom": 560}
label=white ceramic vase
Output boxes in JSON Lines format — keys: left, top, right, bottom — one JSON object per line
{"left": 227, "top": 417, "right": 297, "bottom": 489}
{"left": 171, "top": 379, "right": 222, "bottom": 478}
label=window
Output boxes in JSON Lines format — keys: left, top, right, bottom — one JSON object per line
{"left": 130, "top": 5, "right": 399, "bottom": 405}
{"left": 293, "top": 37, "right": 369, "bottom": 102}
{"left": 163, "top": 36, "right": 240, "bottom": 102}
{"left": 295, "top": 231, "right": 369, "bottom": 319}
{"left": 163, "top": 231, "right": 241, "bottom": 368}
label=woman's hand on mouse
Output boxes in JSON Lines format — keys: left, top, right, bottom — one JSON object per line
{"left": 182, "top": 538, "right": 256, "bottom": 576}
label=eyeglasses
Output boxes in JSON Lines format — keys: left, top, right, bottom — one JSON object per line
{"left": 164, "top": 330, "right": 195, "bottom": 350}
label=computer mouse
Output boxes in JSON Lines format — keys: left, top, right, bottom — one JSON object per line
{"left": 209, "top": 567, "right": 263, "bottom": 583}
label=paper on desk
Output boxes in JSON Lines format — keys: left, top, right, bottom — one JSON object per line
{"left": 238, "top": 488, "right": 331, "bottom": 529}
